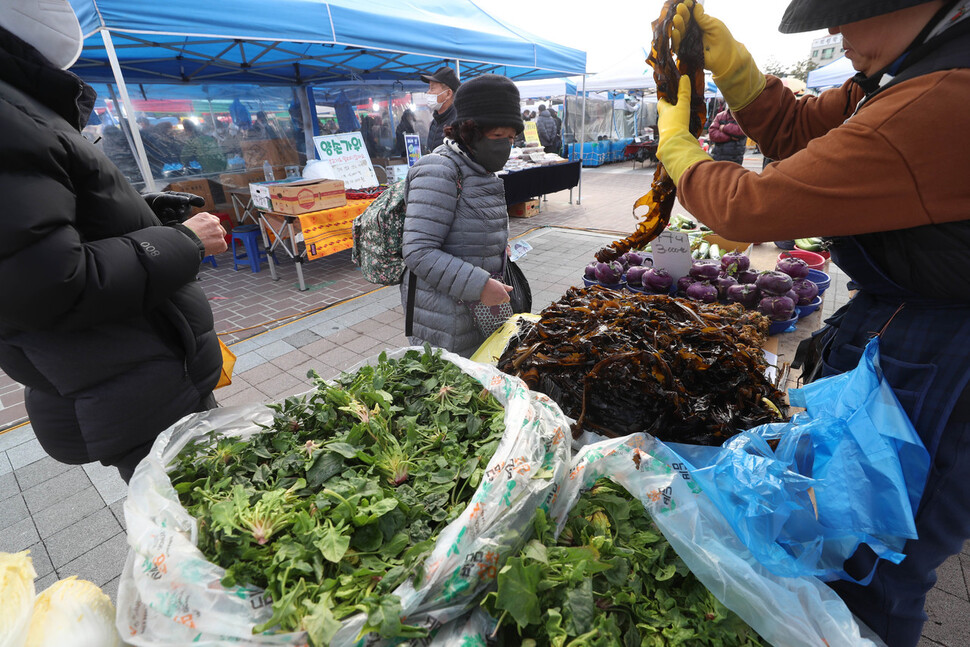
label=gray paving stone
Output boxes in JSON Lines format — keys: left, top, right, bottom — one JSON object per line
{"left": 0, "top": 450, "right": 12, "bottom": 477}
{"left": 33, "top": 571, "right": 58, "bottom": 594}
{"left": 7, "top": 437, "right": 47, "bottom": 469}
{"left": 45, "top": 507, "right": 122, "bottom": 569}
{"left": 0, "top": 470, "right": 18, "bottom": 500}
{"left": 101, "top": 575, "right": 121, "bottom": 604}
{"left": 109, "top": 498, "right": 127, "bottom": 532}
{"left": 25, "top": 541, "right": 54, "bottom": 578}
{"left": 0, "top": 493, "right": 29, "bottom": 531}
{"left": 13, "top": 454, "right": 73, "bottom": 491}
{"left": 32, "top": 486, "right": 106, "bottom": 539}
{"left": 935, "top": 551, "right": 969, "bottom": 599}
{"left": 0, "top": 517, "right": 39, "bottom": 553}
{"left": 82, "top": 460, "right": 128, "bottom": 505}
{"left": 254, "top": 339, "right": 298, "bottom": 361}
{"left": 56, "top": 531, "right": 128, "bottom": 588}
{"left": 231, "top": 351, "right": 267, "bottom": 376}
{"left": 0, "top": 423, "right": 35, "bottom": 452}
{"left": 923, "top": 587, "right": 970, "bottom": 647}
{"left": 283, "top": 328, "right": 323, "bottom": 349}
{"left": 22, "top": 467, "right": 91, "bottom": 515}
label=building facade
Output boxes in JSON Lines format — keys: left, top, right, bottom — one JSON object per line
{"left": 810, "top": 34, "right": 844, "bottom": 66}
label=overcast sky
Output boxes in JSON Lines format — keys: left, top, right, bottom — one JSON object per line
{"left": 474, "top": 0, "right": 829, "bottom": 75}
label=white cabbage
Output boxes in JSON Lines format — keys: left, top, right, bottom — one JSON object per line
{"left": 0, "top": 551, "right": 36, "bottom": 647}
{"left": 24, "top": 576, "right": 121, "bottom": 647}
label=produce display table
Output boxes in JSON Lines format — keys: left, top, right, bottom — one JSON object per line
{"left": 257, "top": 198, "right": 374, "bottom": 291}
{"left": 226, "top": 187, "right": 259, "bottom": 226}
{"left": 500, "top": 160, "right": 581, "bottom": 206}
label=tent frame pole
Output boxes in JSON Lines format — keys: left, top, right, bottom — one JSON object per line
{"left": 577, "top": 74, "right": 586, "bottom": 205}
{"left": 102, "top": 29, "right": 156, "bottom": 192}
{"left": 298, "top": 85, "right": 316, "bottom": 165}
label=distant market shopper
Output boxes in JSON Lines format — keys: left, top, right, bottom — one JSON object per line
{"left": 656, "top": 1, "right": 970, "bottom": 644}
{"left": 420, "top": 66, "right": 460, "bottom": 152}
{"left": 0, "top": 0, "right": 227, "bottom": 483}
{"left": 707, "top": 107, "right": 746, "bottom": 165}
{"left": 401, "top": 74, "right": 524, "bottom": 356}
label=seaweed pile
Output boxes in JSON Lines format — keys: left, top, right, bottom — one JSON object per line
{"left": 496, "top": 286, "right": 788, "bottom": 445}
{"left": 596, "top": 0, "right": 708, "bottom": 263}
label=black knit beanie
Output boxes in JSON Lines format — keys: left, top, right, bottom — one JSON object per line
{"left": 453, "top": 74, "right": 524, "bottom": 135}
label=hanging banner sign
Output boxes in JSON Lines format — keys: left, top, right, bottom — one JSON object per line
{"left": 405, "top": 134, "right": 422, "bottom": 167}
{"left": 312, "top": 131, "right": 379, "bottom": 189}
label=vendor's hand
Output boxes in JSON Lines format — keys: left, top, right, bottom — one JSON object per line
{"left": 480, "top": 278, "right": 513, "bottom": 306}
{"left": 144, "top": 191, "right": 206, "bottom": 224}
{"left": 657, "top": 76, "right": 713, "bottom": 185}
{"left": 671, "top": 0, "right": 766, "bottom": 110}
{"left": 183, "top": 212, "right": 228, "bottom": 256}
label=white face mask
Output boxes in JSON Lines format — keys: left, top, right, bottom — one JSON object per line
{"left": 425, "top": 92, "right": 442, "bottom": 109}
{"left": 0, "top": 0, "right": 84, "bottom": 70}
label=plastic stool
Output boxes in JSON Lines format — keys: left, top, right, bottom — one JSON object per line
{"left": 202, "top": 255, "right": 218, "bottom": 268}
{"left": 231, "top": 225, "right": 274, "bottom": 273}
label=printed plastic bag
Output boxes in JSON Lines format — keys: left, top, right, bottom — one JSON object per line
{"left": 554, "top": 434, "right": 887, "bottom": 647}
{"left": 116, "top": 347, "right": 572, "bottom": 646}
{"left": 665, "top": 336, "right": 929, "bottom": 581}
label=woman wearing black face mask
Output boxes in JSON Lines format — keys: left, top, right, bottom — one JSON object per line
{"left": 399, "top": 74, "right": 523, "bottom": 357}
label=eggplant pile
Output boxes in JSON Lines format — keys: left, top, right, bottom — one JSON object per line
{"left": 496, "top": 287, "right": 787, "bottom": 445}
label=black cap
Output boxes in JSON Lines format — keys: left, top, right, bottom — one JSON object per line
{"left": 779, "top": 0, "right": 937, "bottom": 33}
{"left": 454, "top": 74, "right": 524, "bottom": 135}
{"left": 420, "top": 66, "right": 461, "bottom": 92}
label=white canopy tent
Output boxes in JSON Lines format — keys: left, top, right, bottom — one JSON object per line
{"left": 807, "top": 56, "right": 856, "bottom": 89}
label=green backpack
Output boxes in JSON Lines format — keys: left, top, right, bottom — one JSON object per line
{"left": 351, "top": 178, "right": 409, "bottom": 286}
{"left": 351, "top": 159, "right": 462, "bottom": 286}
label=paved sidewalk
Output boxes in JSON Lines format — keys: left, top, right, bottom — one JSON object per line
{"left": 1, "top": 157, "right": 967, "bottom": 646}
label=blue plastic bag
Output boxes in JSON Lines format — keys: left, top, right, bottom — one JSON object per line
{"left": 666, "top": 336, "right": 929, "bottom": 581}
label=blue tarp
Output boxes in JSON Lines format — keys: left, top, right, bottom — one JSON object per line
{"left": 68, "top": 0, "right": 586, "bottom": 86}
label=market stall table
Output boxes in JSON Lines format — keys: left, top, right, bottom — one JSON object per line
{"left": 500, "top": 160, "right": 581, "bottom": 206}
{"left": 226, "top": 187, "right": 259, "bottom": 226}
{"left": 257, "top": 198, "right": 375, "bottom": 291}
{"left": 623, "top": 141, "right": 658, "bottom": 169}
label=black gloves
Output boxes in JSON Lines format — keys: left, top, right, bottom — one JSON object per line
{"left": 143, "top": 191, "right": 206, "bottom": 224}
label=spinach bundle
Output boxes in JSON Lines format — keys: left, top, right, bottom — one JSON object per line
{"left": 482, "top": 479, "right": 766, "bottom": 647}
{"left": 169, "top": 347, "right": 507, "bottom": 645}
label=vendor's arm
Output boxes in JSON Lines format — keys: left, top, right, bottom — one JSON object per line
{"left": 677, "top": 70, "right": 969, "bottom": 242}
{"left": 0, "top": 104, "right": 212, "bottom": 332}
{"left": 402, "top": 158, "right": 490, "bottom": 302}
{"left": 735, "top": 75, "right": 864, "bottom": 161}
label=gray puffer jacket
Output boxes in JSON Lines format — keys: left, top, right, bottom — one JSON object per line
{"left": 401, "top": 144, "right": 508, "bottom": 357}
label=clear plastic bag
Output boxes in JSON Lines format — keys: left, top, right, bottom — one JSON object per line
{"left": 553, "top": 434, "right": 887, "bottom": 647}
{"left": 117, "top": 347, "right": 573, "bottom": 646}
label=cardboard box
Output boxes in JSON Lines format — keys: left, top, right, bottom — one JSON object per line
{"left": 706, "top": 234, "right": 753, "bottom": 255}
{"left": 163, "top": 178, "right": 215, "bottom": 216}
{"left": 508, "top": 198, "right": 540, "bottom": 218}
{"left": 240, "top": 138, "right": 299, "bottom": 170}
{"left": 250, "top": 178, "right": 347, "bottom": 215}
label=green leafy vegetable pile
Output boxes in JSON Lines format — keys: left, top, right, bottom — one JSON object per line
{"left": 169, "top": 347, "right": 507, "bottom": 645}
{"left": 482, "top": 479, "right": 766, "bottom": 647}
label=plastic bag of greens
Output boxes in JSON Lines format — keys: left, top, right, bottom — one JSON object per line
{"left": 117, "top": 346, "right": 572, "bottom": 646}
{"left": 549, "top": 434, "right": 887, "bottom": 647}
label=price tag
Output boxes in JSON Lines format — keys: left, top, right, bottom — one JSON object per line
{"left": 523, "top": 122, "right": 541, "bottom": 146}
{"left": 311, "top": 131, "right": 379, "bottom": 189}
{"left": 651, "top": 230, "right": 692, "bottom": 284}
{"left": 404, "top": 134, "right": 422, "bottom": 167}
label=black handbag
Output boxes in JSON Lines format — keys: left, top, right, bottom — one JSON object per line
{"left": 504, "top": 259, "right": 532, "bottom": 314}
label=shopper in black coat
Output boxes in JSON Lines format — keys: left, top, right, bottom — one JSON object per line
{"left": 0, "top": 15, "right": 227, "bottom": 482}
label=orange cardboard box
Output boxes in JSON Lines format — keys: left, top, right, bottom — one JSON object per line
{"left": 250, "top": 178, "right": 346, "bottom": 215}
{"left": 507, "top": 198, "right": 540, "bottom": 218}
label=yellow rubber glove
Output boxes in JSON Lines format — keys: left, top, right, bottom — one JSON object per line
{"left": 671, "top": 0, "right": 766, "bottom": 110}
{"left": 657, "top": 75, "right": 712, "bottom": 186}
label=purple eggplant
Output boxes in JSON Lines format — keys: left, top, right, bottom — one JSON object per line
{"left": 756, "top": 270, "right": 794, "bottom": 296}
{"left": 720, "top": 251, "right": 750, "bottom": 275}
{"left": 736, "top": 268, "right": 759, "bottom": 285}
{"left": 594, "top": 261, "right": 623, "bottom": 285}
{"left": 714, "top": 275, "right": 739, "bottom": 301}
{"left": 759, "top": 295, "right": 797, "bottom": 321}
{"left": 626, "top": 265, "right": 648, "bottom": 286}
{"left": 791, "top": 278, "right": 820, "bottom": 305}
{"left": 776, "top": 254, "right": 811, "bottom": 279}
{"left": 686, "top": 281, "right": 719, "bottom": 303}
{"left": 726, "top": 283, "right": 761, "bottom": 309}
{"left": 689, "top": 259, "right": 721, "bottom": 281}
{"left": 642, "top": 267, "right": 673, "bottom": 293}
{"left": 677, "top": 275, "right": 697, "bottom": 295}
{"left": 584, "top": 261, "right": 599, "bottom": 280}
{"left": 622, "top": 250, "right": 647, "bottom": 267}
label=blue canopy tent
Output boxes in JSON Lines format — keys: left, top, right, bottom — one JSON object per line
{"left": 67, "top": 0, "right": 586, "bottom": 189}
